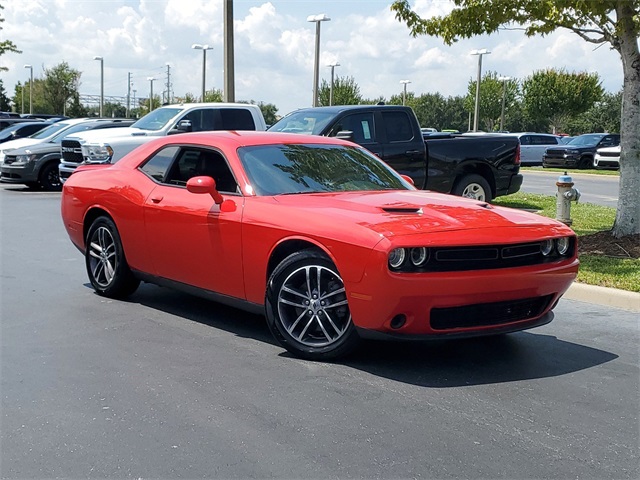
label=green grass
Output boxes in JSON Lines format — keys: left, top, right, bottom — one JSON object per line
{"left": 493, "top": 192, "right": 639, "bottom": 292}
{"left": 521, "top": 166, "right": 620, "bottom": 176}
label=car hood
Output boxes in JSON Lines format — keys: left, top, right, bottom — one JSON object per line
{"left": 67, "top": 127, "right": 160, "bottom": 143}
{"left": 271, "top": 190, "right": 566, "bottom": 240}
{"left": 0, "top": 137, "right": 42, "bottom": 152}
{"left": 10, "top": 142, "right": 58, "bottom": 155}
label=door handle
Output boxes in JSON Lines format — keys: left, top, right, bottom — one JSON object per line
{"left": 406, "top": 150, "right": 421, "bottom": 155}
{"left": 151, "top": 195, "right": 163, "bottom": 203}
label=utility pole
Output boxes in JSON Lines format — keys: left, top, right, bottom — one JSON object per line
{"left": 166, "top": 64, "right": 172, "bottom": 105}
{"left": 224, "top": 0, "right": 235, "bottom": 102}
{"left": 126, "top": 72, "right": 132, "bottom": 118}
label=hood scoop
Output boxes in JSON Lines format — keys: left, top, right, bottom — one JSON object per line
{"left": 381, "top": 205, "right": 423, "bottom": 215}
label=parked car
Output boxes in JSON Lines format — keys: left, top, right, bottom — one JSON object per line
{"left": 542, "top": 133, "right": 620, "bottom": 169}
{"left": 58, "top": 103, "right": 267, "bottom": 183}
{"left": 0, "top": 121, "right": 49, "bottom": 144}
{"left": 506, "top": 133, "right": 561, "bottom": 166}
{"left": 593, "top": 145, "right": 621, "bottom": 170}
{"left": 1, "top": 118, "right": 133, "bottom": 190}
{"left": 61, "top": 131, "right": 579, "bottom": 360}
{"left": 269, "top": 105, "right": 522, "bottom": 201}
{"left": 557, "top": 136, "right": 575, "bottom": 145}
{"left": 0, "top": 118, "right": 44, "bottom": 130}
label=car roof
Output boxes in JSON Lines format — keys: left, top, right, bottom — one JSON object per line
{"left": 283, "top": 105, "right": 409, "bottom": 115}
{"left": 148, "top": 130, "right": 356, "bottom": 149}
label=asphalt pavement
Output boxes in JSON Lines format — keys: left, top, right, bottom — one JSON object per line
{"left": 1, "top": 184, "right": 638, "bottom": 479}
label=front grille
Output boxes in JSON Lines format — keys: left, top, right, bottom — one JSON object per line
{"left": 418, "top": 240, "right": 575, "bottom": 272}
{"left": 431, "top": 295, "right": 553, "bottom": 330}
{"left": 598, "top": 152, "right": 619, "bottom": 158}
{"left": 61, "top": 140, "right": 84, "bottom": 164}
{"left": 544, "top": 149, "right": 566, "bottom": 156}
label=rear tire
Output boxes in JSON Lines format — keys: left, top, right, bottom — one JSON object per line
{"left": 265, "top": 250, "right": 359, "bottom": 360}
{"left": 85, "top": 216, "right": 140, "bottom": 299}
{"left": 452, "top": 174, "right": 492, "bottom": 201}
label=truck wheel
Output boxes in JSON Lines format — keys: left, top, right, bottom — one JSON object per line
{"left": 39, "top": 162, "right": 62, "bottom": 191}
{"left": 578, "top": 156, "right": 592, "bottom": 169}
{"left": 453, "top": 174, "right": 492, "bottom": 201}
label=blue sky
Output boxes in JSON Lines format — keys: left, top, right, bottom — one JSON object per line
{"left": 1, "top": 0, "right": 624, "bottom": 116}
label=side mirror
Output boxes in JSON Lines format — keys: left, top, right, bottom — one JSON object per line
{"left": 400, "top": 174, "right": 415, "bottom": 186}
{"left": 175, "top": 120, "right": 193, "bottom": 132}
{"left": 335, "top": 130, "right": 354, "bottom": 141}
{"left": 186, "top": 176, "right": 237, "bottom": 212}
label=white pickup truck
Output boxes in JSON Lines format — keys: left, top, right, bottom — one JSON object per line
{"left": 59, "top": 102, "right": 267, "bottom": 183}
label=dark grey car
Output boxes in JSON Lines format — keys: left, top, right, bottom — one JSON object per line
{"left": 1, "top": 119, "right": 134, "bottom": 191}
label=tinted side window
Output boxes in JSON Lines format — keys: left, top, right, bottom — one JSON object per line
{"left": 519, "top": 135, "right": 531, "bottom": 145}
{"left": 532, "top": 135, "right": 558, "bottom": 145}
{"left": 22, "top": 125, "right": 47, "bottom": 136}
{"left": 181, "top": 110, "right": 214, "bottom": 131}
{"left": 219, "top": 109, "right": 256, "bottom": 130}
{"left": 328, "top": 113, "right": 375, "bottom": 144}
{"left": 381, "top": 111, "right": 414, "bottom": 142}
{"left": 139, "top": 146, "right": 180, "bottom": 182}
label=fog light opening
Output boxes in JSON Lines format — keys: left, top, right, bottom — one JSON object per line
{"left": 390, "top": 314, "right": 406, "bottom": 330}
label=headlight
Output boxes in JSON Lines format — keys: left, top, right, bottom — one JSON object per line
{"left": 540, "top": 239, "right": 554, "bottom": 256}
{"left": 388, "top": 248, "right": 406, "bottom": 269}
{"left": 83, "top": 144, "right": 114, "bottom": 163}
{"left": 410, "top": 247, "right": 429, "bottom": 267}
{"left": 556, "top": 237, "right": 571, "bottom": 255}
{"left": 15, "top": 154, "right": 37, "bottom": 164}
{"left": 566, "top": 149, "right": 579, "bottom": 154}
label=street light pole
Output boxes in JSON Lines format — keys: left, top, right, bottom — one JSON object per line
{"left": 327, "top": 62, "right": 340, "bottom": 106}
{"left": 470, "top": 48, "right": 490, "bottom": 132}
{"left": 498, "top": 76, "right": 511, "bottom": 132}
{"left": 24, "top": 65, "right": 33, "bottom": 114}
{"left": 307, "top": 13, "right": 330, "bottom": 107}
{"left": 147, "top": 77, "right": 156, "bottom": 112}
{"left": 93, "top": 56, "right": 104, "bottom": 117}
{"left": 400, "top": 80, "right": 411, "bottom": 106}
{"left": 192, "top": 44, "right": 214, "bottom": 102}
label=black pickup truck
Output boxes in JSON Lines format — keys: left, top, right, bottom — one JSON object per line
{"left": 268, "top": 105, "right": 522, "bottom": 201}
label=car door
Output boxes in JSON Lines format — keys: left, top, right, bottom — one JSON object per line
{"left": 139, "top": 145, "right": 245, "bottom": 299}
{"left": 531, "top": 135, "right": 558, "bottom": 165}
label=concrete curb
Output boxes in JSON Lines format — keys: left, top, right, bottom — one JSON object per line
{"left": 564, "top": 282, "right": 640, "bottom": 312}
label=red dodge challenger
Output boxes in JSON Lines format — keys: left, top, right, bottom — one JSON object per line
{"left": 61, "top": 131, "right": 579, "bottom": 360}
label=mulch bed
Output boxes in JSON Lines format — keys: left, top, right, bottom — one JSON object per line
{"left": 578, "top": 231, "right": 640, "bottom": 258}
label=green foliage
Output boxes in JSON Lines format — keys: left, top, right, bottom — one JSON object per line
{"left": 318, "top": 76, "right": 362, "bottom": 106}
{"left": 522, "top": 69, "right": 603, "bottom": 133}
{"left": 565, "top": 91, "right": 621, "bottom": 135}
{"left": 0, "top": 79, "right": 11, "bottom": 110}
{"left": 43, "top": 62, "right": 82, "bottom": 115}
{"left": 464, "top": 71, "right": 519, "bottom": 131}
{"left": 255, "top": 101, "right": 278, "bottom": 126}
{"left": 0, "top": 3, "right": 21, "bottom": 72}
{"left": 204, "top": 88, "right": 223, "bottom": 103}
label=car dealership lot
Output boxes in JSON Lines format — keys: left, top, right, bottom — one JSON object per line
{"left": 1, "top": 184, "right": 638, "bottom": 479}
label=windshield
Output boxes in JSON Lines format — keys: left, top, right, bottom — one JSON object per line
{"left": 29, "top": 122, "right": 70, "bottom": 140}
{"left": 268, "top": 111, "right": 335, "bottom": 135}
{"left": 238, "top": 143, "right": 411, "bottom": 196}
{"left": 49, "top": 123, "right": 99, "bottom": 143}
{"left": 131, "top": 108, "right": 182, "bottom": 131}
{"left": 568, "top": 134, "right": 605, "bottom": 146}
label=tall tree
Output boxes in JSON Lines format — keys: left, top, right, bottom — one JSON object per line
{"left": 391, "top": 0, "right": 640, "bottom": 237}
{"left": 0, "top": 79, "right": 11, "bottom": 110}
{"left": 566, "top": 90, "right": 622, "bottom": 134}
{"left": 43, "top": 62, "right": 82, "bottom": 115}
{"left": 522, "top": 69, "right": 603, "bottom": 133}
{"left": 318, "top": 76, "right": 363, "bottom": 106}
{"left": 0, "top": 3, "right": 20, "bottom": 72}
{"left": 464, "top": 71, "right": 519, "bottom": 131}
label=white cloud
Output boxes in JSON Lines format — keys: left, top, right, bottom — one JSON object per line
{"left": 1, "top": 1, "right": 624, "bottom": 116}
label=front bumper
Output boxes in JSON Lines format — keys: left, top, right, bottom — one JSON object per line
{"left": 0, "top": 163, "right": 37, "bottom": 184}
{"left": 543, "top": 154, "right": 579, "bottom": 167}
{"left": 344, "top": 254, "right": 578, "bottom": 337}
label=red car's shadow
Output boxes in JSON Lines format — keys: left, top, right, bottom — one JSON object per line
{"left": 124, "top": 283, "right": 617, "bottom": 388}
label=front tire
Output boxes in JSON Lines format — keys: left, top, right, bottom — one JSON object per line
{"left": 578, "top": 156, "right": 592, "bottom": 169}
{"left": 265, "top": 250, "right": 359, "bottom": 360}
{"left": 452, "top": 174, "right": 492, "bottom": 201}
{"left": 39, "top": 162, "right": 62, "bottom": 191}
{"left": 85, "top": 216, "right": 140, "bottom": 299}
